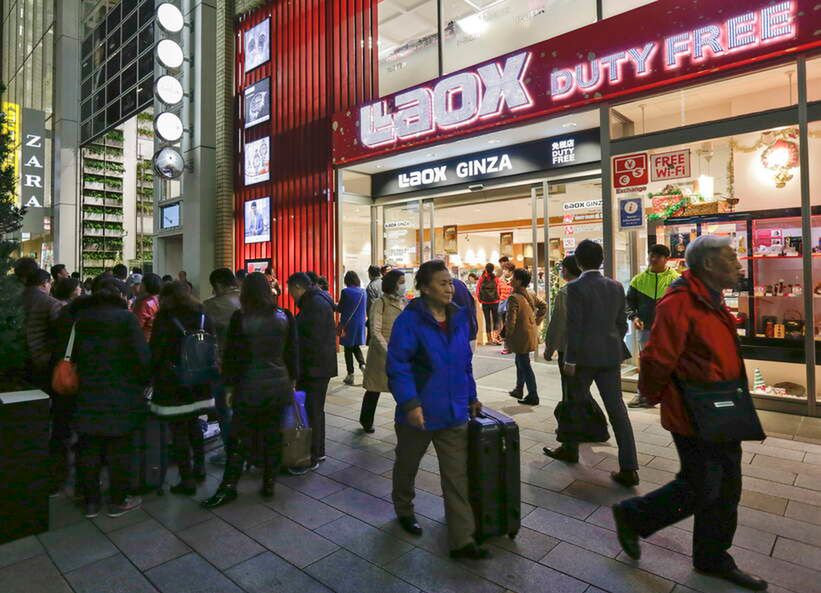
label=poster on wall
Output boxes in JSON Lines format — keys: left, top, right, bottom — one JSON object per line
{"left": 650, "top": 149, "right": 690, "bottom": 182}
{"left": 245, "top": 258, "right": 271, "bottom": 274}
{"left": 244, "top": 78, "right": 271, "bottom": 128}
{"left": 244, "top": 197, "right": 270, "bottom": 244}
{"left": 443, "top": 225, "right": 458, "bottom": 254}
{"left": 500, "top": 232, "right": 514, "bottom": 258}
{"left": 244, "top": 18, "right": 270, "bottom": 73}
{"left": 244, "top": 137, "right": 270, "bottom": 185}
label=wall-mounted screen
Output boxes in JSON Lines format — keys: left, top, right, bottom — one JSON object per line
{"left": 160, "top": 202, "right": 181, "bottom": 230}
{"left": 244, "top": 78, "right": 271, "bottom": 128}
{"left": 244, "top": 196, "right": 270, "bottom": 244}
{"left": 245, "top": 258, "right": 271, "bottom": 274}
{"left": 244, "top": 137, "right": 270, "bottom": 185}
{"left": 244, "top": 18, "right": 270, "bottom": 73}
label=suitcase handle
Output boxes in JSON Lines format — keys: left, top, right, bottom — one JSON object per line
{"left": 478, "top": 411, "right": 507, "bottom": 453}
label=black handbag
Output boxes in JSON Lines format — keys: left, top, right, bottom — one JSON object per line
{"left": 553, "top": 379, "right": 610, "bottom": 444}
{"left": 674, "top": 376, "right": 765, "bottom": 442}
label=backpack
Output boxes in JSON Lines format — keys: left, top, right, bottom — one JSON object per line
{"left": 479, "top": 276, "right": 499, "bottom": 302}
{"left": 171, "top": 314, "right": 219, "bottom": 387}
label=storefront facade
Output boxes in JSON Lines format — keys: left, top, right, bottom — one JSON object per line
{"left": 235, "top": 0, "right": 820, "bottom": 416}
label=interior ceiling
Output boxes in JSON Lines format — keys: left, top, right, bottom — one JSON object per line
{"left": 345, "top": 110, "right": 600, "bottom": 175}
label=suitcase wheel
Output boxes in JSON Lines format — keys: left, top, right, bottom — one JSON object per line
{"left": 508, "top": 530, "right": 518, "bottom": 540}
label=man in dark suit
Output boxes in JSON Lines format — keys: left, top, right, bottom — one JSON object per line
{"left": 544, "top": 240, "right": 639, "bottom": 487}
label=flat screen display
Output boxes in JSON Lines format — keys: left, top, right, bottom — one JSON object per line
{"left": 160, "top": 203, "right": 181, "bottom": 229}
{"left": 244, "top": 78, "right": 271, "bottom": 128}
{"left": 244, "top": 197, "right": 271, "bottom": 244}
{"left": 244, "top": 137, "right": 270, "bottom": 185}
{"left": 244, "top": 18, "right": 270, "bottom": 73}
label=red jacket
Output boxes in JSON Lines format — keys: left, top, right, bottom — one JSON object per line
{"left": 133, "top": 295, "right": 160, "bottom": 342}
{"left": 475, "top": 273, "right": 504, "bottom": 305}
{"left": 639, "top": 271, "right": 743, "bottom": 437}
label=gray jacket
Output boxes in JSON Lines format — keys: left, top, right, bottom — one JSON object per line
{"left": 545, "top": 285, "right": 568, "bottom": 354}
{"left": 203, "top": 288, "right": 241, "bottom": 353}
{"left": 565, "top": 271, "right": 628, "bottom": 367}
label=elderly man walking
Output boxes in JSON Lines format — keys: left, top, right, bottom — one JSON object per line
{"left": 612, "top": 235, "right": 767, "bottom": 591}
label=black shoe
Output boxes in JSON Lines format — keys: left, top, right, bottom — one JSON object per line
{"left": 361, "top": 425, "right": 375, "bottom": 434}
{"left": 611, "top": 470, "right": 640, "bottom": 488}
{"left": 627, "top": 394, "right": 656, "bottom": 409}
{"left": 543, "top": 445, "right": 579, "bottom": 463}
{"left": 398, "top": 515, "right": 423, "bottom": 536}
{"left": 170, "top": 481, "right": 196, "bottom": 496}
{"left": 201, "top": 487, "right": 238, "bottom": 509}
{"left": 260, "top": 481, "right": 274, "bottom": 499}
{"left": 508, "top": 388, "right": 524, "bottom": 399}
{"left": 517, "top": 395, "right": 540, "bottom": 406}
{"left": 696, "top": 567, "right": 768, "bottom": 591}
{"left": 449, "top": 542, "right": 491, "bottom": 560}
{"left": 612, "top": 504, "right": 641, "bottom": 560}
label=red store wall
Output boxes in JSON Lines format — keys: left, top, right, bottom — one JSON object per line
{"left": 234, "top": 0, "right": 378, "bottom": 299}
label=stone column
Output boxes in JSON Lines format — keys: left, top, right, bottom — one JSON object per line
{"left": 214, "top": 0, "right": 236, "bottom": 269}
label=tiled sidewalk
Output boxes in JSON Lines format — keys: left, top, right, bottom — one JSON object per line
{"left": 2, "top": 349, "right": 821, "bottom": 593}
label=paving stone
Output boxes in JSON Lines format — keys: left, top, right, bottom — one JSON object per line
{"left": 379, "top": 512, "right": 452, "bottom": 558}
{"left": 386, "top": 547, "right": 504, "bottom": 593}
{"left": 784, "top": 500, "right": 821, "bottom": 527}
{"left": 315, "top": 515, "right": 414, "bottom": 565}
{"left": 64, "top": 553, "right": 158, "bottom": 593}
{"left": 795, "top": 473, "right": 821, "bottom": 492}
{"left": 751, "top": 454, "right": 821, "bottom": 478}
{"left": 520, "top": 465, "right": 577, "bottom": 492}
{"left": 763, "top": 437, "right": 821, "bottom": 454}
{"left": 522, "top": 507, "right": 623, "bottom": 557}
{"left": 225, "top": 552, "right": 333, "bottom": 593}
{"left": 38, "top": 520, "right": 118, "bottom": 573}
{"left": 519, "top": 483, "right": 597, "bottom": 519}
{"left": 245, "top": 513, "right": 338, "bottom": 568}
{"left": 740, "top": 489, "right": 788, "bottom": 515}
{"left": 211, "top": 498, "right": 279, "bottom": 531}
{"left": 487, "top": 525, "right": 560, "bottom": 561}
{"left": 145, "top": 552, "right": 244, "bottom": 593}
{"left": 329, "top": 464, "right": 394, "bottom": 498}
{"left": 772, "top": 536, "right": 821, "bottom": 572}
{"left": 142, "top": 494, "right": 213, "bottom": 531}
{"left": 541, "top": 542, "right": 675, "bottom": 593}
{"left": 737, "top": 506, "right": 821, "bottom": 547}
{"left": 597, "top": 456, "right": 677, "bottom": 486}
{"left": 0, "top": 553, "right": 72, "bottom": 593}
{"left": 264, "top": 483, "right": 344, "bottom": 529}
{"left": 279, "top": 471, "right": 348, "bottom": 499}
{"left": 177, "top": 517, "right": 265, "bottom": 570}
{"left": 390, "top": 487, "right": 446, "bottom": 523}
{"left": 91, "top": 508, "right": 151, "bottom": 533}
{"left": 730, "top": 545, "right": 821, "bottom": 593}
{"left": 0, "top": 535, "right": 44, "bottom": 569}
{"left": 323, "top": 486, "right": 397, "bottom": 527}
{"left": 306, "top": 548, "right": 420, "bottom": 593}
{"left": 743, "top": 443, "right": 806, "bottom": 462}
{"left": 48, "top": 495, "right": 87, "bottom": 530}
{"left": 108, "top": 517, "right": 191, "bottom": 571}
{"left": 313, "top": 456, "right": 352, "bottom": 477}
{"left": 562, "top": 479, "right": 649, "bottom": 507}
{"left": 741, "top": 475, "right": 821, "bottom": 507}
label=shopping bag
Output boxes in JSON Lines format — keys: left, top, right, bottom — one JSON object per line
{"left": 281, "top": 392, "right": 312, "bottom": 468}
{"left": 553, "top": 377, "right": 610, "bottom": 443}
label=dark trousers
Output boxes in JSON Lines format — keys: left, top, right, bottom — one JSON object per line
{"left": 169, "top": 416, "right": 204, "bottom": 483}
{"left": 619, "top": 434, "right": 742, "bottom": 572}
{"left": 213, "top": 379, "right": 232, "bottom": 445}
{"left": 557, "top": 352, "right": 569, "bottom": 401}
{"left": 299, "top": 377, "right": 331, "bottom": 462}
{"left": 344, "top": 346, "right": 365, "bottom": 374}
{"left": 564, "top": 365, "right": 638, "bottom": 470}
{"left": 481, "top": 303, "right": 499, "bottom": 335}
{"left": 515, "top": 353, "right": 538, "bottom": 396}
{"left": 223, "top": 400, "right": 288, "bottom": 485}
{"left": 78, "top": 433, "right": 132, "bottom": 505}
{"left": 360, "top": 391, "right": 380, "bottom": 429}
{"left": 50, "top": 395, "right": 76, "bottom": 490}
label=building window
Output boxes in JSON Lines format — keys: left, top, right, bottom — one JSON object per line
{"left": 378, "top": 0, "right": 439, "bottom": 96}
{"left": 808, "top": 56, "right": 821, "bottom": 103}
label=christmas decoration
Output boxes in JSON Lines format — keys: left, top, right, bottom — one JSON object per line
{"left": 753, "top": 368, "right": 766, "bottom": 391}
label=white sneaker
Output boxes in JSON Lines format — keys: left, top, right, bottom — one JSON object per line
{"left": 107, "top": 495, "right": 142, "bottom": 518}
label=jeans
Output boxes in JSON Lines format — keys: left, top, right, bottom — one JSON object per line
{"left": 515, "top": 353, "right": 538, "bottom": 397}
{"left": 344, "top": 346, "right": 365, "bottom": 374}
{"left": 481, "top": 303, "right": 499, "bottom": 335}
{"left": 299, "top": 377, "right": 331, "bottom": 462}
{"left": 78, "top": 433, "right": 132, "bottom": 505}
{"left": 619, "top": 434, "right": 742, "bottom": 572}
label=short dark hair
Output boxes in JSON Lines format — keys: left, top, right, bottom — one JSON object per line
{"left": 305, "top": 271, "right": 320, "bottom": 286}
{"left": 71, "top": 271, "right": 81, "bottom": 279}
{"left": 159, "top": 281, "right": 202, "bottom": 313}
{"left": 317, "top": 276, "right": 329, "bottom": 291}
{"left": 92, "top": 275, "right": 127, "bottom": 302}
{"left": 512, "top": 267, "right": 531, "bottom": 288}
{"left": 382, "top": 269, "right": 404, "bottom": 295}
{"left": 112, "top": 263, "right": 128, "bottom": 280}
{"left": 574, "top": 239, "right": 604, "bottom": 270}
{"left": 235, "top": 269, "right": 248, "bottom": 282}
{"left": 50, "top": 264, "right": 66, "bottom": 280}
{"left": 209, "top": 268, "right": 236, "bottom": 290}
{"left": 368, "top": 265, "right": 381, "bottom": 280}
{"left": 27, "top": 268, "right": 52, "bottom": 287}
{"left": 131, "top": 267, "right": 143, "bottom": 275}
{"left": 13, "top": 257, "right": 38, "bottom": 283}
{"left": 415, "top": 260, "right": 448, "bottom": 291}
{"left": 287, "top": 272, "right": 313, "bottom": 290}
{"left": 484, "top": 262, "right": 494, "bottom": 274}
{"left": 561, "top": 255, "right": 582, "bottom": 278}
{"left": 161, "top": 274, "right": 174, "bottom": 283}
{"left": 241, "top": 272, "right": 277, "bottom": 315}
{"left": 498, "top": 256, "right": 510, "bottom": 264}
{"left": 53, "top": 277, "right": 79, "bottom": 300}
{"left": 379, "top": 265, "right": 391, "bottom": 276}
{"left": 344, "top": 271, "right": 361, "bottom": 287}
{"left": 649, "top": 244, "right": 671, "bottom": 258}
{"left": 468, "top": 272, "right": 478, "bottom": 280}
{"left": 142, "top": 273, "right": 162, "bottom": 296}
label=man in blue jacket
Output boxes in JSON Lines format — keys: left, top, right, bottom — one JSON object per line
{"left": 387, "top": 260, "right": 489, "bottom": 560}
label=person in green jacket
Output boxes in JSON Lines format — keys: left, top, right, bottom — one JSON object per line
{"left": 625, "top": 244, "right": 679, "bottom": 408}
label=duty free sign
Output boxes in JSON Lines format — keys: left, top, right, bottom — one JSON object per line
{"left": 332, "top": 0, "right": 818, "bottom": 164}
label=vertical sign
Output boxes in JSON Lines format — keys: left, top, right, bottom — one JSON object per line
{"left": 21, "top": 109, "right": 46, "bottom": 209}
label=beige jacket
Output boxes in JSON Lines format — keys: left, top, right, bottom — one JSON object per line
{"left": 505, "top": 289, "right": 547, "bottom": 354}
{"left": 362, "top": 294, "right": 405, "bottom": 393}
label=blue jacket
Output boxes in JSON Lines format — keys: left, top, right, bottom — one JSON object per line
{"left": 387, "top": 297, "right": 477, "bottom": 431}
{"left": 337, "top": 286, "right": 367, "bottom": 347}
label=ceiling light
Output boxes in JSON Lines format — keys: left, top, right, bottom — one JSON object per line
{"left": 487, "top": 139, "right": 502, "bottom": 145}
{"left": 156, "top": 3, "right": 185, "bottom": 34}
{"left": 156, "top": 39, "right": 184, "bottom": 69}
{"left": 457, "top": 14, "right": 488, "bottom": 38}
{"left": 562, "top": 122, "right": 578, "bottom": 128}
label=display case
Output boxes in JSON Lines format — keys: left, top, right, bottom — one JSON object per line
{"left": 659, "top": 206, "right": 820, "bottom": 406}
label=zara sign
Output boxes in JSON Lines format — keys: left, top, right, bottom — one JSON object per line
{"left": 20, "top": 109, "right": 46, "bottom": 209}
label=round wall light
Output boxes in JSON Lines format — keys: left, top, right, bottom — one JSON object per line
{"left": 155, "top": 112, "right": 184, "bottom": 142}
{"left": 153, "top": 146, "right": 185, "bottom": 179}
{"left": 156, "top": 3, "right": 185, "bottom": 33}
{"left": 154, "top": 75, "right": 184, "bottom": 105}
{"left": 156, "top": 39, "right": 184, "bottom": 69}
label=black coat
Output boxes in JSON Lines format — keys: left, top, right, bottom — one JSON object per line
{"left": 149, "top": 307, "right": 215, "bottom": 418}
{"left": 295, "top": 288, "right": 338, "bottom": 380}
{"left": 56, "top": 293, "right": 150, "bottom": 436}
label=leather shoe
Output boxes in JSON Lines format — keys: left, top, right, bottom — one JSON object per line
{"left": 543, "top": 446, "right": 579, "bottom": 463}
{"left": 200, "top": 487, "right": 238, "bottom": 509}
{"left": 611, "top": 504, "right": 641, "bottom": 559}
{"left": 449, "top": 542, "right": 491, "bottom": 560}
{"left": 398, "top": 515, "right": 423, "bottom": 536}
{"left": 508, "top": 388, "right": 523, "bottom": 399}
{"left": 517, "top": 395, "right": 539, "bottom": 406}
{"left": 696, "top": 567, "right": 767, "bottom": 591}
{"left": 611, "top": 470, "right": 640, "bottom": 487}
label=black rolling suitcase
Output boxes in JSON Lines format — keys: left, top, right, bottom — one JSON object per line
{"left": 468, "top": 407, "right": 521, "bottom": 543}
{"left": 131, "top": 415, "right": 169, "bottom": 495}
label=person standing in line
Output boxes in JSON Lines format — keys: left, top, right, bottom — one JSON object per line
{"left": 132, "top": 273, "right": 162, "bottom": 342}
{"left": 202, "top": 273, "right": 298, "bottom": 508}
{"left": 366, "top": 265, "right": 383, "bottom": 310}
{"left": 60, "top": 275, "right": 149, "bottom": 518}
{"left": 544, "top": 239, "right": 639, "bottom": 487}
{"left": 112, "top": 264, "right": 129, "bottom": 282}
{"left": 505, "top": 268, "right": 547, "bottom": 406}
{"left": 235, "top": 269, "right": 248, "bottom": 286}
{"left": 337, "top": 271, "right": 367, "bottom": 386}
{"left": 625, "top": 244, "right": 679, "bottom": 409}
{"left": 264, "top": 265, "right": 282, "bottom": 299}
{"left": 50, "top": 264, "right": 70, "bottom": 298}
{"left": 360, "top": 270, "right": 406, "bottom": 433}
{"left": 20, "top": 267, "right": 62, "bottom": 391}
{"left": 452, "top": 275, "right": 478, "bottom": 352}
{"left": 287, "top": 272, "right": 338, "bottom": 473}
{"left": 387, "top": 260, "right": 489, "bottom": 560}
{"left": 52, "top": 277, "right": 82, "bottom": 305}
{"left": 476, "top": 263, "right": 502, "bottom": 345}
{"left": 612, "top": 236, "right": 767, "bottom": 591}
{"left": 149, "top": 281, "right": 216, "bottom": 495}
{"left": 543, "top": 256, "right": 581, "bottom": 401}
{"left": 497, "top": 262, "right": 514, "bottom": 354}
{"left": 202, "top": 268, "right": 242, "bottom": 466}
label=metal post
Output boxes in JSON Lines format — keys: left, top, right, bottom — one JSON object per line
{"left": 600, "top": 106, "right": 615, "bottom": 277}
{"left": 531, "top": 185, "right": 539, "bottom": 292}
{"left": 542, "top": 179, "right": 550, "bottom": 306}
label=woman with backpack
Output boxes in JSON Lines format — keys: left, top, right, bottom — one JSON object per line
{"left": 505, "top": 268, "right": 547, "bottom": 406}
{"left": 150, "top": 281, "right": 216, "bottom": 496}
{"left": 337, "top": 271, "right": 367, "bottom": 385}
{"left": 202, "top": 273, "right": 298, "bottom": 508}
{"left": 475, "top": 263, "right": 503, "bottom": 345}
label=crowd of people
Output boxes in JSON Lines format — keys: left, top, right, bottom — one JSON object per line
{"left": 12, "top": 235, "right": 767, "bottom": 589}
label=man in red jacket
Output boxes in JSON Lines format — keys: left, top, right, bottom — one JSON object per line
{"left": 611, "top": 235, "right": 766, "bottom": 591}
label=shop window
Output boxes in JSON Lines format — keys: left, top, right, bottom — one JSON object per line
{"left": 808, "top": 56, "right": 821, "bottom": 103}
{"left": 808, "top": 120, "right": 821, "bottom": 400}
{"left": 601, "top": 0, "right": 656, "bottom": 19}
{"left": 339, "top": 199, "right": 372, "bottom": 286}
{"left": 610, "top": 64, "right": 799, "bottom": 139}
{"left": 378, "top": 0, "right": 439, "bottom": 96}
{"left": 441, "top": 0, "right": 596, "bottom": 75}
{"left": 384, "top": 201, "right": 421, "bottom": 270}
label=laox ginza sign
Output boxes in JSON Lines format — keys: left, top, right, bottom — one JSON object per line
{"left": 360, "top": 1, "right": 796, "bottom": 148}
